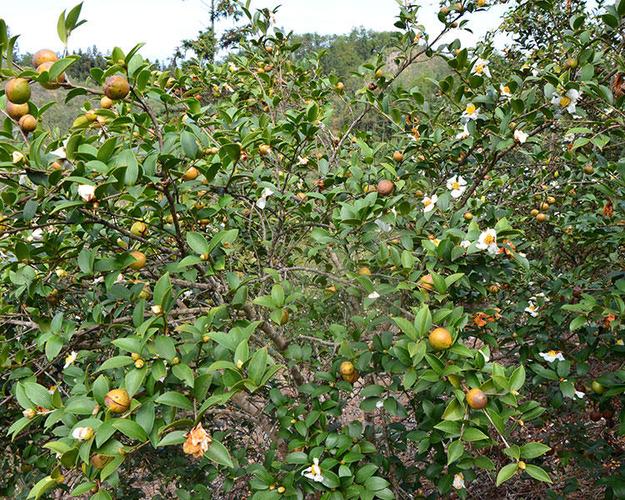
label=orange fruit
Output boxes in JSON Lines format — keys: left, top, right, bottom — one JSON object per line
{"left": 182, "top": 167, "right": 199, "bottom": 181}
{"left": 32, "top": 49, "right": 58, "bottom": 67}
{"left": 466, "top": 388, "right": 488, "bottom": 409}
{"left": 104, "top": 389, "right": 130, "bottom": 413}
{"left": 100, "top": 96, "right": 114, "bottom": 109}
{"left": 339, "top": 361, "right": 355, "bottom": 376}
{"left": 103, "top": 75, "right": 130, "bottom": 100}
{"left": 6, "top": 101, "right": 29, "bottom": 121}
{"left": 129, "top": 250, "right": 146, "bottom": 270}
{"left": 37, "top": 61, "right": 66, "bottom": 89}
{"left": 18, "top": 114, "right": 37, "bottom": 133}
{"left": 5, "top": 78, "right": 31, "bottom": 104}
{"left": 419, "top": 274, "right": 434, "bottom": 292}
{"left": 428, "top": 327, "right": 453, "bottom": 350}
{"left": 393, "top": 151, "right": 404, "bottom": 162}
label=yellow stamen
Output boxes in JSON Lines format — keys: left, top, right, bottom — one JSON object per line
{"left": 559, "top": 96, "right": 571, "bottom": 108}
{"left": 466, "top": 103, "right": 476, "bottom": 114}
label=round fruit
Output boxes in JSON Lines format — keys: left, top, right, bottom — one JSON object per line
{"left": 6, "top": 101, "right": 29, "bottom": 120}
{"left": 339, "top": 361, "right": 355, "bottom": 376}
{"left": 100, "top": 96, "right": 114, "bottom": 109}
{"left": 419, "top": 274, "right": 434, "bottom": 291}
{"left": 104, "top": 389, "right": 130, "bottom": 413}
{"left": 130, "top": 221, "right": 148, "bottom": 237}
{"left": 393, "top": 151, "right": 404, "bottom": 162}
{"left": 37, "top": 61, "right": 66, "bottom": 89}
{"left": 463, "top": 212, "right": 473, "bottom": 221}
{"left": 5, "top": 78, "right": 31, "bottom": 104}
{"left": 129, "top": 250, "right": 146, "bottom": 270}
{"left": 259, "top": 144, "right": 271, "bottom": 156}
{"left": 540, "top": 202, "right": 550, "bottom": 211}
{"left": 90, "top": 454, "right": 112, "bottom": 469}
{"left": 583, "top": 165, "right": 594, "bottom": 174}
{"left": 530, "top": 209, "right": 539, "bottom": 217}
{"left": 535, "top": 213, "right": 547, "bottom": 222}
{"left": 547, "top": 196, "right": 556, "bottom": 204}
{"left": 428, "top": 327, "right": 453, "bottom": 350}
{"left": 103, "top": 75, "right": 130, "bottom": 100}
{"left": 33, "top": 49, "right": 58, "bottom": 68}
{"left": 18, "top": 114, "right": 37, "bottom": 133}
{"left": 182, "top": 167, "right": 199, "bottom": 181}
{"left": 466, "top": 388, "right": 488, "bottom": 409}
{"left": 342, "top": 370, "right": 359, "bottom": 384}
{"left": 565, "top": 57, "right": 578, "bottom": 69}
{"left": 591, "top": 380, "right": 606, "bottom": 395}
{"left": 336, "top": 81, "right": 345, "bottom": 92}
{"left": 357, "top": 266, "right": 371, "bottom": 276}
{"left": 377, "top": 179, "right": 395, "bottom": 196}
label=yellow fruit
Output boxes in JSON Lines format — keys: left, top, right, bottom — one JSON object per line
{"left": 419, "top": 274, "right": 434, "bottom": 292}
{"left": 104, "top": 75, "right": 130, "bottom": 100}
{"left": 463, "top": 212, "right": 473, "bottom": 221}
{"left": 37, "top": 61, "right": 66, "bottom": 89}
{"left": 535, "top": 213, "right": 547, "bottom": 222}
{"left": 131, "top": 352, "right": 141, "bottom": 361}
{"left": 342, "top": 369, "right": 359, "bottom": 384}
{"left": 339, "top": 361, "right": 355, "bottom": 376}
{"left": 393, "top": 151, "right": 404, "bottom": 162}
{"left": 100, "top": 96, "right": 114, "bottom": 109}
{"left": 375, "top": 69, "right": 384, "bottom": 79}
{"left": 84, "top": 110, "right": 97, "bottom": 122}
{"left": 583, "top": 165, "right": 594, "bottom": 174}
{"left": 466, "top": 388, "right": 488, "bottom": 409}
{"left": 547, "top": 196, "right": 556, "bottom": 205}
{"left": 130, "top": 221, "right": 148, "bottom": 237}
{"left": 129, "top": 250, "right": 146, "bottom": 270}
{"left": 259, "top": 144, "right": 271, "bottom": 156}
{"left": 90, "top": 454, "right": 112, "bottom": 470}
{"left": 182, "top": 167, "right": 199, "bottom": 181}
{"left": 377, "top": 179, "right": 395, "bottom": 196}
{"left": 5, "top": 78, "right": 31, "bottom": 104}
{"left": 358, "top": 266, "right": 371, "bottom": 276}
{"left": 428, "top": 327, "right": 453, "bottom": 350}
{"left": 565, "top": 58, "right": 578, "bottom": 69}
{"left": 33, "top": 49, "right": 58, "bottom": 67}
{"left": 104, "top": 388, "right": 130, "bottom": 413}
{"left": 540, "top": 202, "right": 550, "bottom": 211}
{"left": 336, "top": 81, "right": 345, "bottom": 92}
{"left": 18, "top": 114, "right": 37, "bottom": 133}
{"left": 134, "top": 359, "right": 145, "bottom": 369}
{"left": 6, "top": 101, "right": 29, "bottom": 120}
{"left": 518, "top": 460, "right": 526, "bottom": 470}
{"left": 530, "top": 209, "right": 539, "bottom": 217}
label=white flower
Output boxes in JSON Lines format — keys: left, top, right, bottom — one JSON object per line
{"left": 453, "top": 473, "right": 465, "bottom": 490}
{"left": 72, "top": 426, "right": 94, "bottom": 441}
{"left": 574, "top": 390, "right": 585, "bottom": 399}
{"left": 471, "top": 58, "right": 491, "bottom": 78}
{"left": 297, "top": 156, "right": 309, "bottom": 165}
{"left": 460, "top": 240, "right": 471, "bottom": 249}
{"left": 524, "top": 302, "right": 539, "bottom": 317}
{"left": 456, "top": 124, "right": 470, "bottom": 140}
{"left": 64, "top": 351, "right": 78, "bottom": 369}
{"left": 12, "top": 151, "right": 25, "bottom": 164}
{"left": 551, "top": 89, "right": 581, "bottom": 115}
{"left": 28, "top": 228, "right": 44, "bottom": 242}
{"left": 374, "top": 219, "right": 392, "bottom": 233}
{"left": 376, "top": 400, "right": 384, "bottom": 409}
{"left": 514, "top": 129, "right": 528, "bottom": 144}
{"left": 422, "top": 194, "right": 438, "bottom": 213}
{"left": 499, "top": 84, "right": 512, "bottom": 97}
{"left": 539, "top": 350, "right": 565, "bottom": 363}
{"left": 256, "top": 187, "right": 274, "bottom": 209}
{"left": 446, "top": 175, "right": 467, "bottom": 199}
{"left": 368, "top": 291, "right": 380, "bottom": 300}
{"left": 115, "top": 273, "right": 125, "bottom": 284}
{"left": 461, "top": 103, "right": 480, "bottom": 122}
{"left": 78, "top": 184, "right": 96, "bottom": 202}
{"left": 302, "top": 457, "right": 324, "bottom": 482}
{"left": 476, "top": 228, "right": 497, "bottom": 255}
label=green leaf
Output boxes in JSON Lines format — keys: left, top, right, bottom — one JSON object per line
{"left": 111, "top": 419, "right": 147, "bottom": 441}
{"left": 186, "top": 232, "right": 209, "bottom": 254}
{"left": 521, "top": 442, "right": 551, "bottom": 459}
{"left": 462, "top": 427, "right": 489, "bottom": 442}
{"left": 248, "top": 347, "right": 268, "bottom": 385}
{"left": 156, "top": 430, "right": 186, "bottom": 447}
{"left": 496, "top": 463, "right": 518, "bottom": 486}
{"left": 181, "top": 131, "right": 199, "bottom": 158}
{"left": 510, "top": 365, "right": 526, "bottom": 392}
{"left": 155, "top": 391, "right": 193, "bottom": 410}
{"left": 414, "top": 304, "right": 432, "bottom": 337}
{"left": 524, "top": 464, "right": 552, "bottom": 483}
{"left": 393, "top": 317, "right": 417, "bottom": 340}
{"left": 205, "top": 439, "right": 234, "bottom": 468}
{"left": 27, "top": 475, "right": 57, "bottom": 499}
{"left": 447, "top": 440, "right": 464, "bottom": 465}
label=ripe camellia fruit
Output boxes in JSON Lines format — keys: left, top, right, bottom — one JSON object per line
{"left": 5, "top": 78, "right": 31, "bottom": 104}
{"left": 6, "top": 101, "right": 29, "bottom": 121}
{"left": 129, "top": 250, "right": 146, "bottom": 270}
{"left": 336, "top": 81, "right": 345, "bottom": 92}
{"left": 393, "top": 151, "right": 404, "bottom": 162}
{"left": 466, "top": 388, "right": 488, "bottom": 409}
{"left": 37, "top": 61, "right": 66, "bottom": 89}
{"left": 259, "top": 144, "right": 271, "bottom": 156}
{"left": 377, "top": 179, "right": 395, "bottom": 196}
{"left": 90, "top": 454, "right": 112, "bottom": 469}
{"left": 357, "top": 266, "right": 371, "bottom": 276}
{"left": 103, "top": 75, "right": 130, "bottom": 100}
{"left": 339, "top": 361, "right": 355, "bottom": 377}
{"left": 130, "top": 221, "right": 148, "bottom": 237}
{"left": 32, "top": 49, "right": 58, "bottom": 68}
{"left": 463, "top": 212, "right": 473, "bottom": 221}
{"left": 583, "top": 165, "right": 594, "bottom": 174}
{"left": 104, "top": 389, "right": 130, "bottom": 413}
{"left": 419, "top": 274, "right": 434, "bottom": 291}
{"left": 18, "top": 114, "right": 37, "bottom": 133}
{"left": 428, "top": 327, "right": 453, "bottom": 350}
{"left": 530, "top": 209, "right": 539, "bottom": 217}
{"left": 100, "top": 96, "right": 114, "bottom": 109}
{"left": 535, "top": 213, "right": 547, "bottom": 222}
{"left": 182, "top": 167, "right": 199, "bottom": 181}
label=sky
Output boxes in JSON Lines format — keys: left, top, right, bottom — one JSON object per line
{"left": 2, "top": 0, "right": 510, "bottom": 61}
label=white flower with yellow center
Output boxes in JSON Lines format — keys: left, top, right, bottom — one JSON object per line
{"left": 551, "top": 89, "right": 581, "bottom": 115}
{"left": 256, "top": 187, "right": 274, "bottom": 209}
{"left": 78, "top": 184, "right": 96, "bottom": 202}
{"left": 422, "top": 194, "right": 438, "bottom": 213}
{"left": 462, "top": 103, "right": 480, "bottom": 122}
{"left": 453, "top": 473, "right": 465, "bottom": 490}
{"left": 471, "top": 58, "right": 491, "bottom": 78}
{"left": 539, "top": 350, "right": 565, "bottom": 363}
{"left": 514, "top": 129, "right": 528, "bottom": 144}
{"left": 302, "top": 457, "right": 324, "bottom": 482}
{"left": 64, "top": 351, "right": 78, "bottom": 369}
{"left": 524, "top": 302, "right": 539, "bottom": 317}
{"left": 446, "top": 175, "right": 467, "bottom": 199}
{"left": 476, "top": 228, "right": 497, "bottom": 255}
{"left": 72, "top": 426, "right": 94, "bottom": 441}
{"left": 499, "top": 84, "right": 512, "bottom": 97}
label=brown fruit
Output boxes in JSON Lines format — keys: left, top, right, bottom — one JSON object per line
{"left": 466, "top": 388, "right": 488, "bottom": 409}
{"left": 18, "top": 114, "right": 37, "bottom": 133}
{"left": 104, "top": 389, "right": 130, "bottom": 413}
{"left": 259, "top": 144, "right": 271, "bottom": 156}
{"left": 6, "top": 101, "right": 29, "bottom": 120}
{"left": 339, "top": 361, "right": 355, "bottom": 376}
{"left": 182, "top": 167, "right": 199, "bottom": 181}
{"left": 419, "top": 274, "right": 434, "bottom": 292}
{"left": 393, "top": 151, "right": 404, "bottom": 162}
{"left": 428, "top": 327, "right": 453, "bottom": 350}
{"left": 5, "top": 78, "right": 31, "bottom": 104}
{"left": 103, "top": 75, "right": 130, "bottom": 100}
{"left": 589, "top": 410, "right": 602, "bottom": 421}
{"left": 129, "top": 250, "right": 146, "bottom": 270}
{"left": 377, "top": 179, "right": 395, "bottom": 196}
{"left": 100, "top": 96, "right": 114, "bottom": 109}
{"left": 33, "top": 49, "right": 58, "bottom": 67}
{"left": 37, "top": 61, "right": 66, "bottom": 89}
{"left": 583, "top": 165, "right": 594, "bottom": 174}
{"left": 90, "top": 454, "right": 112, "bottom": 469}
{"left": 535, "top": 213, "right": 547, "bottom": 222}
